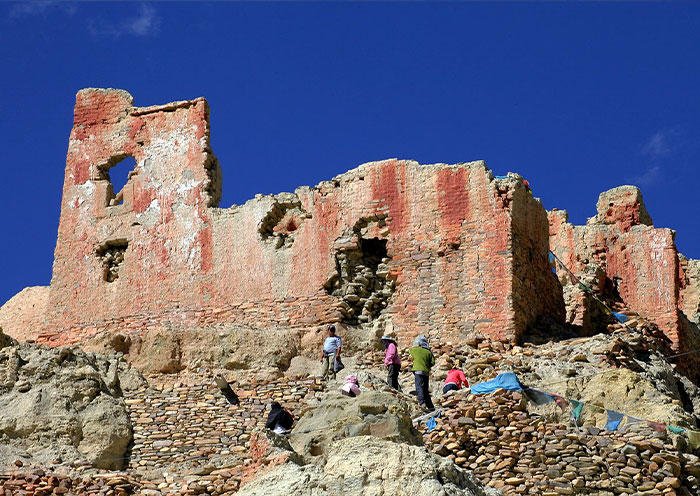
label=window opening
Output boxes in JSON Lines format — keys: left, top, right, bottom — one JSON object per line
{"left": 105, "top": 155, "right": 137, "bottom": 206}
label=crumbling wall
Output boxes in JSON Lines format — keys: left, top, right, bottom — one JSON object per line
{"left": 39, "top": 88, "right": 563, "bottom": 346}
{"left": 507, "top": 177, "right": 565, "bottom": 332}
{"left": 549, "top": 186, "right": 686, "bottom": 348}
{"left": 47, "top": 89, "right": 222, "bottom": 330}
{"left": 680, "top": 256, "right": 700, "bottom": 325}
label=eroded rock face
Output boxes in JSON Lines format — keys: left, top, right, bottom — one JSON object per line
{"left": 82, "top": 323, "right": 385, "bottom": 380}
{"left": 238, "top": 436, "right": 500, "bottom": 496}
{"left": 289, "top": 389, "right": 423, "bottom": 460}
{"left": 516, "top": 328, "right": 700, "bottom": 426}
{"left": 0, "top": 286, "right": 49, "bottom": 341}
{"left": 0, "top": 330, "right": 141, "bottom": 470}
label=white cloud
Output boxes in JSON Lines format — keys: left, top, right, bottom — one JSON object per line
{"left": 630, "top": 165, "right": 661, "bottom": 187}
{"left": 89, "top": 4, "right": 160, "bottom": 39}
{"left": 8, "top": 1, "right": 76, "bottom": 19}
{"left": 641, "top": 130, "right": 674, "bottom": 158}
{"left": 124, "top": 4, "right": 157, "bottom": 36}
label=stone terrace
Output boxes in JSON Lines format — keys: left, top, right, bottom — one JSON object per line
{"left": 126, "top": 377, "right": 325, "bottom": 474}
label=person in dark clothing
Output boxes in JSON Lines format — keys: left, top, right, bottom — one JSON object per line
{"left": 265, "top": 402, "right": 294, "bottom": 434}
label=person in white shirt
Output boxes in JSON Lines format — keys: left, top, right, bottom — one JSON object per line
{"left": 320, "top": 325, "right": 342, "bottom": 380}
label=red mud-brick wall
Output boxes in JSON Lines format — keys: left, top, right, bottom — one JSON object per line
{"left": 549, "top": 186, "right": 683, "bottom": 349}
{"left": 509, "top": 183, "right": 565, "bottom": 336}
{"left": 43, "top": 89, "right": 563, "bottom": 346}
{"left": 680, "top": 257, "right": 700, "bottom": 325}
{"left": 47, "top": 89, "right": 220, "bottom": 332}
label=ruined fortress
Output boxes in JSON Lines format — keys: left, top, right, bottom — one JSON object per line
{"left": 1, "top": 88, "right": 698, "bottom": 378}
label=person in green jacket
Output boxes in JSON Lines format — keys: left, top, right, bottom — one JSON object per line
{"left": 409, "top": 335, "right": 435, "bottom": 412}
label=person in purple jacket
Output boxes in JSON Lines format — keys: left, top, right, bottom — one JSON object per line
{"left": 340, "top": 375, "right": 362, "bottom": 397}
{"left": 381, "top": 334, "right": 401, "bottom": 390}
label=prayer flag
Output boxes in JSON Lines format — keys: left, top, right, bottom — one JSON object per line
{"left": 648, "top": 421, "right": 666, "bottom": 433}
{"left": 612, "top": 312, "right": 629, "bottom": 323}
{"left": 623, "top": 416, "right": 644, "bottom": 431}
{"left": 426, "top": 416, "right": 437, "bottom": 432}
{"left": 554, "top": 395, "right": 568, "bottom": 410}
{"left": 525, "top": 388, "right": 555, "bottom": 406}
{"left": 569, "top": 399, "right": 584, "bottom": 422}
{"left": 605, "top": 410, "right": 624, "bottom": 431}
{"left": 667, "top": 425, "right": 685, "bottom": 434}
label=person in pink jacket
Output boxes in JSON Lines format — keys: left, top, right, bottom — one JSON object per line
{"left": 381, "top": 334, "right": 401, "bottom": 390}
{"left": 340, "top": 375, "right": 361, "bottom": 397}
{"left": 443, "top": 368, "right": 469, "bottom": 394}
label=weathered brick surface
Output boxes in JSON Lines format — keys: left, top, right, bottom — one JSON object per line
{"left": 40, "top": 89, "right": 563, "bottom": 346}
{"left": 680, "top": 256, "right": 700, "bottom": 325}
{"left": 549, "top": 186, "right": 700, "bottom": 378}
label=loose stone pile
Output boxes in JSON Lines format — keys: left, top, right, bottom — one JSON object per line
{"left": 420, "top": 389, "right": 700, "bottom": 495}
{"left": 324, "top": 233, "right": 395, "bottom": 324}
{"left": 0, "top": 472, "right": 141, "bottom": 495}
{"left": 5, "top": 301, "right": 700, "bottom": 495}
{"left": 97, "top": 244, "right": 127, "bottom": 283}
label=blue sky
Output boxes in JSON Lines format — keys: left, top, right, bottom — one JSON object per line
{"left": 1, "top": 1, "right": 699, "bottom": 305}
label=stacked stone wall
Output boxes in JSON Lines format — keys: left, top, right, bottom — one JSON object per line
{"left": 422, "top": 390, "right": 700, "bottom": 496}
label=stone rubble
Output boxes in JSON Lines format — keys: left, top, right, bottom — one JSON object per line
{"left": 4, "top": 326, "right": 700, "bottom": 496}
{"left": 420, "top": 389, "right": 700, "bottom": 496}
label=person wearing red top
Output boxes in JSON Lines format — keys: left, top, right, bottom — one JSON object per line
{"left": 381, "top": 334, "right": 401, "bottom": 390}
{"left": 443, "top": 369, "right": 469, "bottom": 394}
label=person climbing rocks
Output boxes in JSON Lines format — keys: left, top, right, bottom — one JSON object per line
{"left": 340, "top": 375, "right": 362, "bottom": 397}
{"left": 265, "top": 401, "right": 294, "bottom": 435}
{"left": 320, "top": 324, "right": 342, "bottom": 381}
{"left": 442, "top": 366, "right": 469, "bottom": 394}
{"left": 409, "top": 335, "right": 435, "bottom": 412}
{"left": 381, "top": 334, "right": 401, "bottom": 390}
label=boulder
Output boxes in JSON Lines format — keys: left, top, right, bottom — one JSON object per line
{"left": 237, "top": 436, "right": 501, "bottom": 496}
{"left": 0, "top": 286, "right": 50, "bottom": 341}
{"left": 289, "top": 389, "right": 422, "bottom": 460}
{"left": 0, "top": 330, "right": 139, "bottom": 470}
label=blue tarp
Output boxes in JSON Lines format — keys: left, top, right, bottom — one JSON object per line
{"left": 470, "top": 372, "right": 523, "bottom": 395}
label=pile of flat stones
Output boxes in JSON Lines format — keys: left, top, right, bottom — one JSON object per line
{"left": 0, "top": 472, "right": 140, "bottom": 495}
{"left": 419, "top": 389, "right": 700, "bottom": 496}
